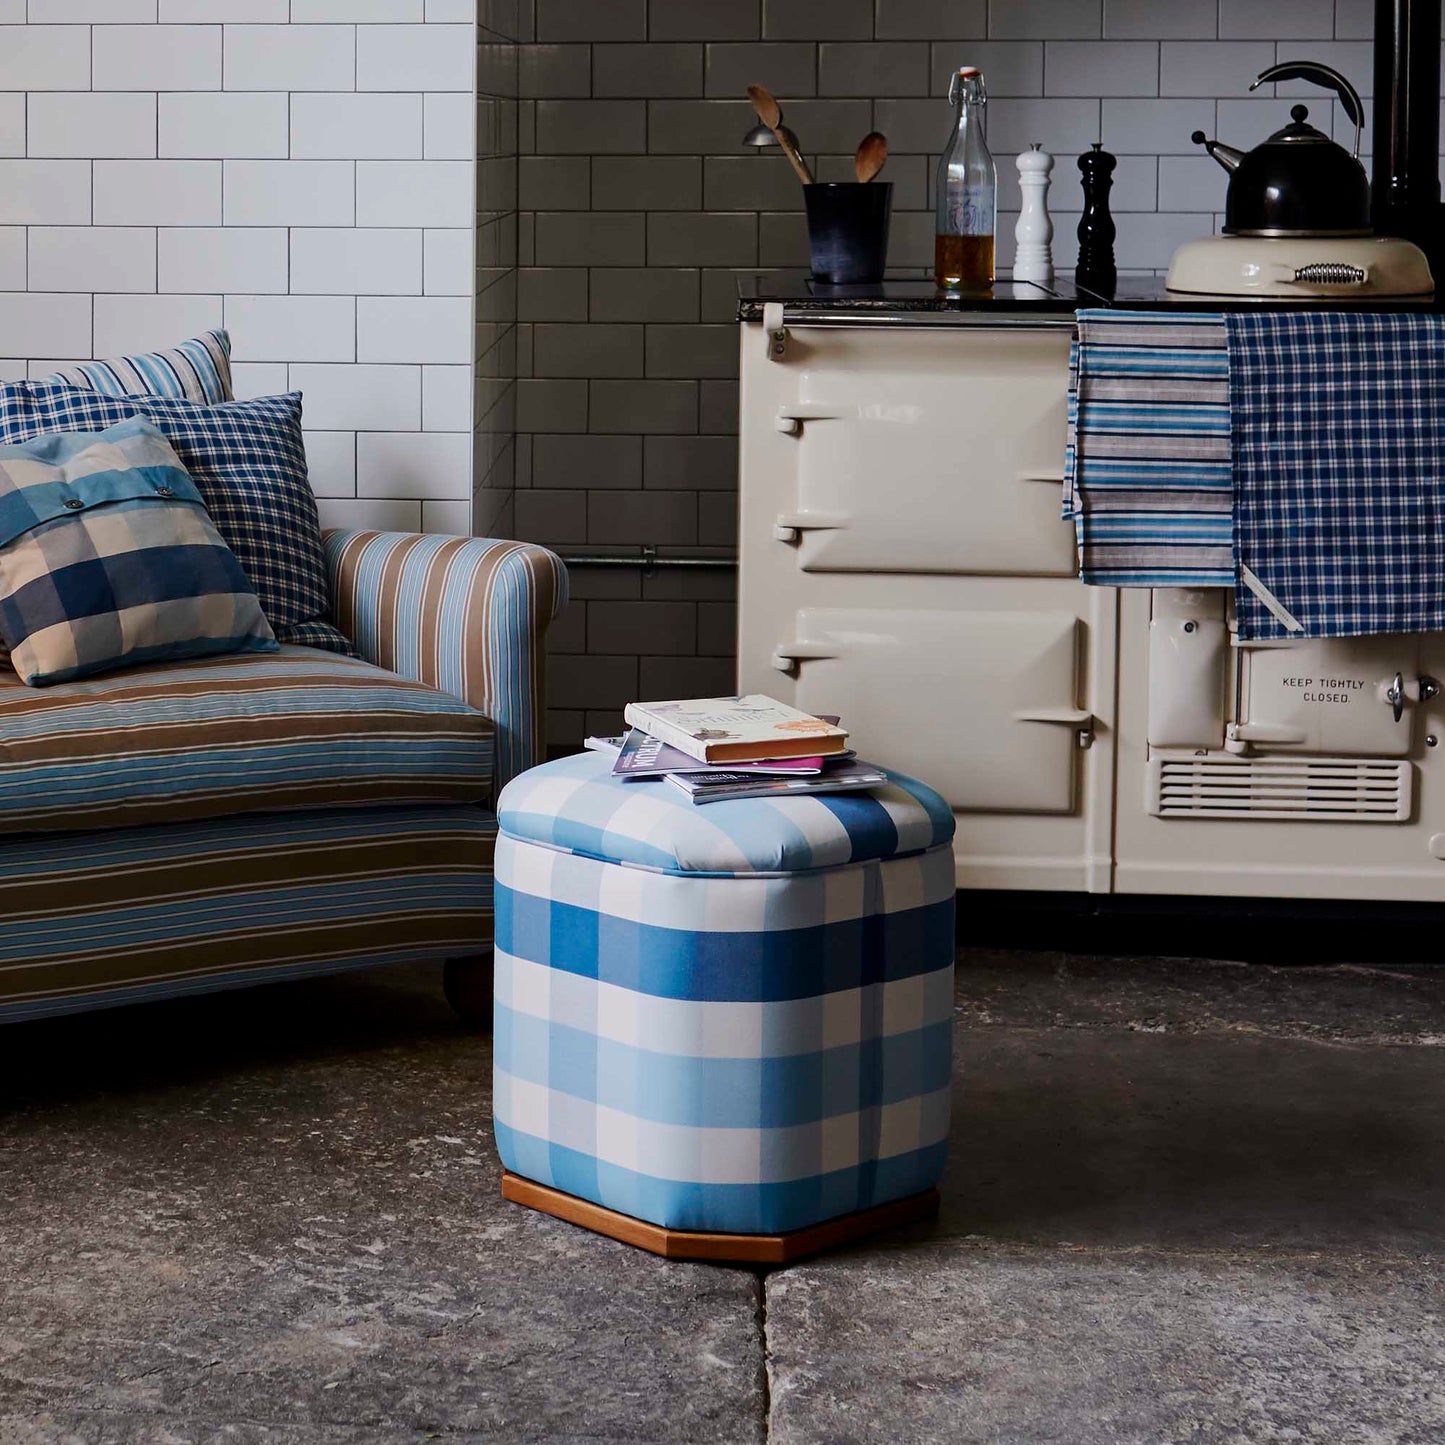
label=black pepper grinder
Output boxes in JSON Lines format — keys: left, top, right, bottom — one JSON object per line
{"left": 1076, "top": 142, "right": 1117, "bottom": 298}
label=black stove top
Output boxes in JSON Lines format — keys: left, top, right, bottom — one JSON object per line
{"left": 735, "top": 271, "right": 1442, "bottom": 321}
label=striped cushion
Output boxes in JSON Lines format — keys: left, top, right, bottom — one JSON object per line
{"left": 0, "top": 417, "right": 276, "bottom": 685}
{"left": 497, "top": 748, "right": 955, "bottom": 876}
{"left": 0, "top": 645, "right": 494, "bottom": 834}
{"left": 0, "top": 385, "right": 349, "bottom": 656}
{"left": 42, "top": 330, "right": 233, "bottom": 405}
{"left": 0, "top": 804, "right": 494, "bottom": 1023}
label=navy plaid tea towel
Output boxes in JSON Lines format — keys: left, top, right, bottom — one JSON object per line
{"left": 1228, "top": 310, "right": 1445, "bottom": 640}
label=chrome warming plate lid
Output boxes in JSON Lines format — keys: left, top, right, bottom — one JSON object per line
{"left": 1166, "top": 234, "right": 1434, "bottom": 298}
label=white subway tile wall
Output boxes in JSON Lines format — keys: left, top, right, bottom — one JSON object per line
{"left": 511, "top": 0, "right": 1422, "bottom": 749}
{"left": 0, "top": 11, "right": 478, "bottom": 546}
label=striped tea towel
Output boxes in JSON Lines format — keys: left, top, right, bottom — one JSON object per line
{"left": 1227, "top": 309, "right": 1445, "bottom": 640}
{"left": 1064, "top": 308, "right": 1234, "bottom": 587}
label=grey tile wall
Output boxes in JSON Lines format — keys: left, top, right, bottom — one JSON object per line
{"left": 503, "top": 0, "right": 1402, "bottom": 748}
{"left": 475, "top": 1, "right": 522, "bottom": 541}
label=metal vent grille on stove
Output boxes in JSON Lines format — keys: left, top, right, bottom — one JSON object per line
{"left": 1148, "top": 757, "right": 1412, "bottom": 822}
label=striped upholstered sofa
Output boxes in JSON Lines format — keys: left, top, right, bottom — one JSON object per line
{"left": 0, "top": 529, "right": 566, "bottom": 1025}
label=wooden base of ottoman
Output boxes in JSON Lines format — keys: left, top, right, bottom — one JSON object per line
{"left": 501, "top": 1172, "right": 940, "bottom": 1265}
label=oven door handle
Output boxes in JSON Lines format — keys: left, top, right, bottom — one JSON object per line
{"left": 775, "top": 403, "right": 848, "bottom": 434}
{"left": 770, "top": 640, "right": 837, "bottom": 673}
{"left": 1013, "top": 706, "right": 1096, "bottom": 748}
{"left": 1014, "top": 706, "right": 1093, "bottom": 725}
{"left": 774, "top": 511, "right": 849, "bottom": 544}
{"left": 1227, "top": 721, "right": 1308, "bottom": 747}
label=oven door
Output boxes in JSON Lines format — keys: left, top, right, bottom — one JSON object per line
{"left": 772, "top": 326, "right": 1076, "bottom": 576}
{"left": 1234, "top": 636, "right": 1425, "bottom": 756}
{"left": 773, "top": 607, "right": 1089, "bottom": 814}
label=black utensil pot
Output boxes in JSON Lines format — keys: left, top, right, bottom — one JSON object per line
{"left": 804, "top": 183, "right": 893, "bottom": 284}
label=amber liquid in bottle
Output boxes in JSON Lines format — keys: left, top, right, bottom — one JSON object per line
{"left": 935, "top": 67, "right": 996, "bottom": 291}
{"left": 934, "top": 232, "right": 995, "bottom": 290}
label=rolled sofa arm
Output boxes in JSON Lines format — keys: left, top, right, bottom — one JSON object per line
{"left": 324, "top": 530, "right": 568, "bottom": 790}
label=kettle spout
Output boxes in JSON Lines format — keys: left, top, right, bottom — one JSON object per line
{"left": 1190, "top": 130, "right": 1245, "bottom": 172}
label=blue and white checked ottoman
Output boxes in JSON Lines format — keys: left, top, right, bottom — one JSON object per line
{"left": 492, "top": 749, "right": 957, "bottom": 1239}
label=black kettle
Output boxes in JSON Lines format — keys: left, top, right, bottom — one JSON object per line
{"left": 1191, "top": 61, "right": 1370, "bottom": 236}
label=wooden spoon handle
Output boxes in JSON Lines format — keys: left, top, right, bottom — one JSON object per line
{"left": 774, "top": 129, "right": 815, "bottom": 186}
{"left": 747, "top": 83, "right": 814, "bottom": 186}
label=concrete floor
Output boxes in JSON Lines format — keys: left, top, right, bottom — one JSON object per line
{"left": 4, "top": 949, "right": 1445, "bottom": 1443}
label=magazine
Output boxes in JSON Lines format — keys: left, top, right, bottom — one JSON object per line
{"left": 666, "top": 759, "right": 888, "bottom": 805}
{"left": 608, "top": 728, "right": 832, "bottom": 778}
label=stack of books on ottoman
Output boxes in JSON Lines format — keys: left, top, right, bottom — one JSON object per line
{"left": 586, "top": 694, "right": 887, "bottom": 805}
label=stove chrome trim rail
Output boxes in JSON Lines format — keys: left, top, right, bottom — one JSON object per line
{"left": 760, "top": 302, "right": 1078, "bottom": 359}
{"left": 766, "top": 305, "right": 1077, "bottom": 329}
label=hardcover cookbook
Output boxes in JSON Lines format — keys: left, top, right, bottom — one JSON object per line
{"left": 622, "top": 695, "right": 848, "bottom": 764}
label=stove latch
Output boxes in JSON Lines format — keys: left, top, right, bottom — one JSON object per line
{"left": 763, "top": 302, "right": 788, "bottom": 361}
{"left": 1384, "top": 672, "right": 1440, "bottom": 721}
{"left": 1385, "top": 672, "right": 1407, "bottom": 721}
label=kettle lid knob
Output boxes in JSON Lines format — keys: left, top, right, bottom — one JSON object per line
{"left": 1290, "top": 103, "right": 1309, "bottom": 123}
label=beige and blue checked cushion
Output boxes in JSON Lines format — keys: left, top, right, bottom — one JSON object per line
{"left": 0, "top": 385, "right": 350, "bottom": 657}
{"left": 0, "top": 417, "right": 277, "bottom": 685}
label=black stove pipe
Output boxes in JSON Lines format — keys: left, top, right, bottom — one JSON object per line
{"left": 1371, "top": 0, "right": 1443, "bottom": 266}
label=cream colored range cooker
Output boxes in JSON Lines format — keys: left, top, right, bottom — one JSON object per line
{"left": 736, "top": 292, "right": 1445, "bottom": 902}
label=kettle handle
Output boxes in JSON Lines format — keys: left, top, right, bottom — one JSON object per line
{"left": 1251, "top": 61, "right": 1364, "bottom": 156}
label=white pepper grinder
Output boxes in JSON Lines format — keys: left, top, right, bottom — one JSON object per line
{"left": 1013, "top": 142, "right": 1054, "bottom": 284}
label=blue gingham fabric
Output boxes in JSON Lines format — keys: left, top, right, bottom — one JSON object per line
{"left": 493, "top": 757, "right": 956, "bottom": 1233}
{"left": 0, "top": 382, "right": 349, "bottom": 654}
{"left": 497, "top": 747, "right": 955, "bottom": 876}
{"left": 42, "top": 330, "right": 233, "bottom": 405}
{"left": 1064, "top": 308, "right": 1234, "bottom": 587}
{"left": 0, "top": 418, "right": 274, "bottom": 684}
{"left": 1229, "top": 310, "right": 1445, "bottom": 640}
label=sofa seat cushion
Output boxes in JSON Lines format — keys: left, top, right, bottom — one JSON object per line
{"left": 0, "top": 645, "right": 493, "bottom": 834}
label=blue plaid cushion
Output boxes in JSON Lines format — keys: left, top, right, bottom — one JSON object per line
{"left": 0, "top": 418, "right": 276, "bottom": 685}
{"left": 41, "top": 330, "right": 233, "bottom": 405}
{"left": 0, "top": 383, "right": 348, "bottom": 654}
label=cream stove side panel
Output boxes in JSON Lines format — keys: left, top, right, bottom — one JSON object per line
{"left": 738, "top": 319, "right": 1117, "bottom": 893}
{"left": 1114, "top": 588, "right": 1445, "bottom": 902}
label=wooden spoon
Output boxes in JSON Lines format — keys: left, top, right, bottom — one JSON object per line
{"left": 854, "top": 131, "right": 888, "bottom": 183}
{"left": 747, "top": 84, "right": 814, "bottom": 186}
